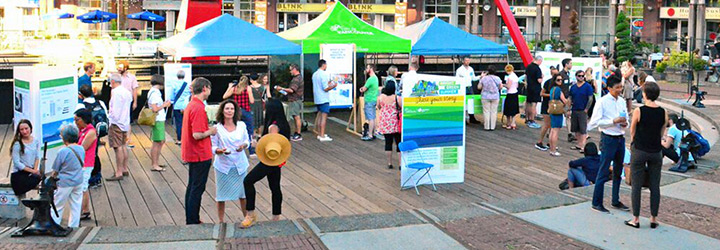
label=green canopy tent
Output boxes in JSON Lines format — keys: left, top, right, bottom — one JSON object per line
{"left": 277, "top": 2, "right": 411, "bottom": 54}
{"left": 278, "top": 2, "right": 411, "bottom": 136}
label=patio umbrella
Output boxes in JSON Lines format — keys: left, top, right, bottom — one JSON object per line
{"left": 76, "top": 10, "right": 117, "bottom": 23}
{"left": 42, "top": 10, "right": 75, "bottom": 20}
{"left": 127, "top": 11, "right": 165, "bottom": 22}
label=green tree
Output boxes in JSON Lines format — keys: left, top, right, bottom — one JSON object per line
{"left": 615, "top": 11, "right": 635, "bottom": 63}
{"left": 567, "top": 10, "right": 581, "bottom": 56}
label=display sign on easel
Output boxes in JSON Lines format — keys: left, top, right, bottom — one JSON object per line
{"left": 320, "top": 43, "right": 355, "bottom": 109}
{"left": 14, "top": 66, "right": 77, "bottom": 171}
{"left": 400, "top": 73, "right": 466, "bottom": 187}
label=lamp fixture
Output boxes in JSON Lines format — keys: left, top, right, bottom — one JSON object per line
{"left": 483, "top": 0, "right": 491, "bottom": 11}
{"left": 564, "top": 5, "right": 570, "bottom": 10}
{"left": 647, "top": 6, "right": 654, "bottom": 11}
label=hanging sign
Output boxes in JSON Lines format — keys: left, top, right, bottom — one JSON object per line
{"left": 254, "top": 1, "right": 268, "bottom": 29}
{"left": 394, "top": 1, "right": 407, "bottom": 31}
{"left": 631, "top": 19, "right": 644, "bottom": 29}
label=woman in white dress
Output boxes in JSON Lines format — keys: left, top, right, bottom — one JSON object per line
{"left": 211, "top": 99, "right": 251, "bottom": 223}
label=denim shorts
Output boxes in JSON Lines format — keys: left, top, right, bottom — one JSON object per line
{"left": 364, "top": 102, "right": 377, "bottom": 120}
{"left": 316, "top": 102, "right": 330, "bottom": 114}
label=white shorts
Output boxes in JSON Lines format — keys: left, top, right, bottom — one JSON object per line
{"left": 82, "top": 167, "right": 93, "bottom": 192}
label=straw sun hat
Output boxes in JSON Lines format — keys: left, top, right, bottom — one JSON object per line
{"left": 256, "top": 134, "right": 292, "bottom": 166}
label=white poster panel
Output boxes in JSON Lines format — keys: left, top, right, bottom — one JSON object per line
{"left": 570, "top": 57, "right": 603, "bottom": 95}
{"left": 320, "top": 44, "right": 355, "bottom": 108}
{"left": 163, "top": 63, "right": 193, "bottom": 102}
{"left": 536, "top": 51, "right": 572, "bottom": 83}
{"left": 400, "top": 74, "right": 466, "bottom": 188}
{"left": 14, "top": 66, "right": 77, "bottom": 171}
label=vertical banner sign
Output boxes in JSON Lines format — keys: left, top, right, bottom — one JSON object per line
{"left": 254, "top": 1, "right": 268, "bottom": 29}
{"left": 14, "top": 66, "right": 77, "bottom": 170}
{"left": 163, "top": 63, "right": 193, "bottom": 102}
{"left": 320, "top": 44, "right": 355, "bottom": 109}
{"left": 394, "top": 1, "right": 407, "bottom": 31}
{"left": 400, "top": 74, "right": 466, "bottom": 187}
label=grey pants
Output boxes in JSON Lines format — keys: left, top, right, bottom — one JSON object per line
{"left": 630, "top": 147, "right": 663, "bottom": 217}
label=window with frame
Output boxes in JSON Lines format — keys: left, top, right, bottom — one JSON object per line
{"left": 580, "top": 0, "right": 610, "bottom": 51}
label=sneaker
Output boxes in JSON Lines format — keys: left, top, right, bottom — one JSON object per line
{"left": 612, "top": 202, "right": 630, "bottom": 211}
{"left": 550, "top": 151, "right": 561, "bottom": 157}
{"left": 318, "top": 135, "right": 333, "bottom": 142}
{"left": 174, "top": 141, "right": 181, "bottom": 146}
{"left": 249, "top": 154, "right": 257, "bottom": 158}
{"left": 361, "top": 135, "right": 373, "bottom": 141}
{"left": 528, "top": 122, "right": 541, "bottom": 129}
{"left": 547, "top": 143, "right": 559, "bottom": 150}
{"left": 375, "top": 133, "right": 385, "bottom": 141}
{"left": 592, "top": 205, "right": 610, "bottom": 213}
{"left": 535, "top": 143, "right": 549, "bottom": 151}
{"left": 290, "top": 133, "right": 302, "bottom": 142}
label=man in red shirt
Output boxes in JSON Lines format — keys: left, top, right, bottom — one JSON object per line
{"left": 181, "top": 77, "right": 216, "bottom": 224}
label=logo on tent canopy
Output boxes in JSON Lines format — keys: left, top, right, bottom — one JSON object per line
{"left": 329, "top": 25, "right": 373, "bottom": 35}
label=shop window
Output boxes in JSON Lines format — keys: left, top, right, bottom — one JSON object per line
{"left": 709, "top": 0, "right": 720, "bottom": 7}
{"left": 381, "top": 0, "right": 396, "bottom": 4}
{"left": 23, "top": 8, "right": 35, "bottom": 16}
{"left": 663, "top": 0, "right": 689, "bottom": 7}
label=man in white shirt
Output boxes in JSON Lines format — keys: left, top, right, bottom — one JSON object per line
{"left": 106, "top": 73, "right": 133, "bottom": 181}
{"left": 456, "top": 57, "right": 479, "bottom": 95}
{"left": 400, "top": 63, "right": 419, "bottom": 95}
{"left": 312, "top": 59, "right": 337, "bottom": 142}
{"left": 456, "top": 57, "right": 479, "bottom": 123}
{"left": 587, "top": 68, "right": 630, "bottom": 213}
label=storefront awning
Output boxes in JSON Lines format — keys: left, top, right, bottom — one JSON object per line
{"left": 277, "top": 2, "right": 411, "bottom": 54}
{"left": 159, "top": 14, "right": 301, "bottom": 57}
{"left": 395, "top": 17, "right": 508, "bottom": 56}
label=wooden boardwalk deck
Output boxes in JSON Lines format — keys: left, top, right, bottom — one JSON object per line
{"left": 0, "top": 113, "right": 601, "bottom": 227}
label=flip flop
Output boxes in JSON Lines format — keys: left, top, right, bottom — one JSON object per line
{"left": 80, "top": 212, "right": 91, "bottom": 220}
{"left": 151, "top": 168, "right": 166, "bottom": 172}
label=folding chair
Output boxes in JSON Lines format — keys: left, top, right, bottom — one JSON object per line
{"left": 399, "top": 140, "right": 437, "bottom": 195}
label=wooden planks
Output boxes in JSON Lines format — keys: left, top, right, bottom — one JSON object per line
{"left": 3, "top": 110, "right": 619, "bottom": 226}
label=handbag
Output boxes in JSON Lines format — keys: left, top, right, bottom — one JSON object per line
{"left": 395, "top": 95, "right": 402, "bottom": 130}
{"left": 138, "top": 91, "right": 159, "bottom": 126}
{"left": 547, "top": 86, "right": 565, "bottom": 115}
{"left": 624, "top": 165, "right": 650, "bottom": 187}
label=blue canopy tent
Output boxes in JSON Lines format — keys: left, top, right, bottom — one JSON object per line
{"left": 76, "top": 10, "right": 117, "bottom": 23}
{"left": 158, "top": 14, "right": 301, "bottom": 57}
{"left": 395, "top": 17, "right": 508, "bottom": 56}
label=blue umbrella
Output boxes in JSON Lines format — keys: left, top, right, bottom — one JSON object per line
{"left": 42, "top": 10, "right": 74, "bottom": 20}
{"left": 127, "top": 11, "right": 165, "bottom": 22}
{"left": 76, "top": 10, "right": 117, "bottom": 24}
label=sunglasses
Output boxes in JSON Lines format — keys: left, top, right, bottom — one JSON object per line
{"left": 577, "top": 75, "right": 585, "bottom": 78}
{"left": 555, "top": 79, "right": 563, "bottom": 82}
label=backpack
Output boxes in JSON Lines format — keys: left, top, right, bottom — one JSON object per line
{"left": 84, "top": 101, "right": 109, "bottom": 138}
{"left": 686, "top": 130, "right": 710, "bottom": 157}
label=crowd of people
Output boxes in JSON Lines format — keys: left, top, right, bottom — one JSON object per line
{"left": 7, "top": 53, "right": 693, "bottom": 231}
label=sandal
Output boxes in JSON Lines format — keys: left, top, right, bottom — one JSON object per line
{"left": 151, "top": 168, "right": 166, "bottom": 172}
{"left": 624, "top": 220, "right": 639, "bottom": 228}
{"left": 650, "top": 222, "right": 659, "bottom": 229}
{"left": 80, "top": 212, "right": 92, "bottom": 220}
{"left": 241, "top": 213, "right": 257, "bottom": 228}
{"left": 570, "top": 146, "right": 583, "bottom": 151}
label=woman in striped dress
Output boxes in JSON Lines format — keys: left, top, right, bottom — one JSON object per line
{"left": 211, "top": 100, "right": 251, "bottom": 223}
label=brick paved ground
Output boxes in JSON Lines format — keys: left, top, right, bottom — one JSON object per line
{"left": 442, "top": 214, "right": 597, "bottom": 250}
{"left": 617, "top": 194, "right": 720, "bottom": 239}
{"left": 223, "top": 234, "right": 324, "bottom": 250}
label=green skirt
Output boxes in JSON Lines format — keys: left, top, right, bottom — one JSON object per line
{"left": 152, "top": 121, "right": 166, "bottom": 142}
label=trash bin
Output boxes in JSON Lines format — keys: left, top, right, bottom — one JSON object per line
{"left": 0, "top": 180, "right": 26, "bottom": 219}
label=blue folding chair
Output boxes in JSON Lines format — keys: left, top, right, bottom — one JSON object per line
{"left": 399, "top": 140, "right": 437, "bottom": 195}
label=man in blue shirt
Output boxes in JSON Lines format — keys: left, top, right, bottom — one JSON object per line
{"left": 78, "top": 62, "right": 95, "bottom": 102}
{"left": 569, "top": 70, "right": 595, "bottom": 152}
{"left": 661, "top": 114, "right": 693, "bottom": 163}
{"left": 312, "top": 59, "right": 336, "bottom": 142}
{"left": 168, "top": 70, "right": 192, "bottom": 145}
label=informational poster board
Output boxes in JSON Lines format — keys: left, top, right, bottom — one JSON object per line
{"left": 14, "top": 66, "right": 77, "bottom": 172}
{"left": 400, "top": 74, "right": 465, "bottom": 187}
{"left": 535, "top": 51, "right": 572, "bottom": 83}
{"left": 320, "top": 44, "right": 355, "bottom": 109}
{"left": 163, "top": 63, "right": 193, "bottom": 102}
{"left": 570, "top": 57, "right": 603, "bottom": 95}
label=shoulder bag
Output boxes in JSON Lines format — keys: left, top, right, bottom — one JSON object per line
{"left": 547, "top": 87, "right": 565, "bottom": 115}
{"left": 138, "top": 91, "right": 158, "bottom": 126}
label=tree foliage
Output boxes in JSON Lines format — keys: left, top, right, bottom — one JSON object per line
{"left": 615, "top": 11, "right": 635, "bottom": 63}
{"left": 567, "top": 10, "right": 581, "bottom": 56}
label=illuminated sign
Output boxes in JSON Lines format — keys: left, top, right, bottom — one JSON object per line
{"left": 276, "top": 3, "right": 394, "bottom": 14}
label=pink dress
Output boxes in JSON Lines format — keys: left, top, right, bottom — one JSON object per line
{"left": 377, "top": 96, "right": 400, "bottom": 134}
{"left": 78, "top": 124, "right": 97, "bottom": 168}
